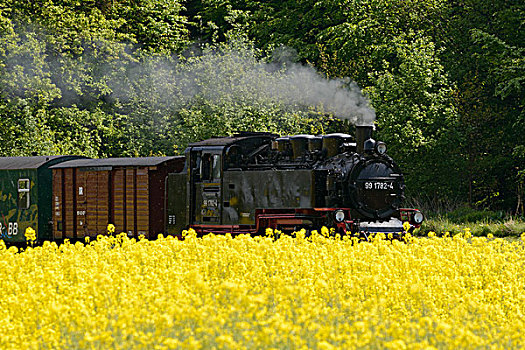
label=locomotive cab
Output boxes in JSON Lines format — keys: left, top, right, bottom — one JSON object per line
{"left": 189, "top": 147, "right": 223, "bottom": 224}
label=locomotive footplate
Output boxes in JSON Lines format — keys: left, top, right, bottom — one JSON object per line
{"left": 358, "top": 218, "right": 405, "bottom": 234}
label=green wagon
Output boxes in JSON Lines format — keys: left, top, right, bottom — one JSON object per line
{"left": 0, "top": 156, "right": 84, "bottom": 244}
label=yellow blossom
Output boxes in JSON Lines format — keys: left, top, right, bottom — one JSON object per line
{"left": 107, "top": 224, "right": 116, "bottom": 235}
{"left": 24, "top": 227, "right": 36, "bottom": 244}
{"left": 0, "top": 230, "right": 521, "bottom": 349}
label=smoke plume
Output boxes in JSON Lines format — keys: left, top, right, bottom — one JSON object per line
{"left": 113, "top": 43, "right": 376, "bottom": 126}
{"left": 2, "top": 34, "right": 376, "bottom": 127}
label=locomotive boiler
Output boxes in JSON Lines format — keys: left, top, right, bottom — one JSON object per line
{"left": 165, "top": 125, "right": 423, "bottom": 237}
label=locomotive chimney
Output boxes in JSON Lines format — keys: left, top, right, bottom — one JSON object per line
{"left": 356, "top": 125, "right": 373, "bottom": 154}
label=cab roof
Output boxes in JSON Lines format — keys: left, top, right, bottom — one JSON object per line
{"left": 188, "top": 132, "right": 277, "bottom": 147}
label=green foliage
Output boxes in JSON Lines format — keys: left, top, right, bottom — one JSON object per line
{"left": 434, "top": 0, "right": 525, "bottom": 211}
{"left": 418, "top": 204, "right": 525, "bottom": 237}
{"left": 0, "top": 0, "right": 523, "bottom": 214}
{"left": 443, "top": 207, "right": 510, "bottom": 224}
{"left": 0, "top": 0, "right": 190, "bottom": 157}
{"left": 185, "top": 0, "right": 253, "bottom": 43}
{"left": 110, "top": 0, "right": 190, "bottom": 54}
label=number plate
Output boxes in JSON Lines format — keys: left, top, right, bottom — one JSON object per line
{"left": 363, "top": 181, "right": 394, "bottom": 190}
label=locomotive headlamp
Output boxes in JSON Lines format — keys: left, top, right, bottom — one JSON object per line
{"left": 413, "top": 212, "right": 424, "bottom": 224}
{"left": 334, "top": 210, "right": 345, "bottom": 222}
{"left": 376, "top": 142, "right": 387, "bottom": 155}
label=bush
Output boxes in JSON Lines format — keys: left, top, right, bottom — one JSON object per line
{"left": 444, "top": 207, "right": 510, "bottom": 223}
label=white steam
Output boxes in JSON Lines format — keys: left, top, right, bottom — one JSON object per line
{"left": 112, "top": 44, "right": 376, "bottom": 126}
{"left": 3, "top": 34, "right": 376, "bottom": 126}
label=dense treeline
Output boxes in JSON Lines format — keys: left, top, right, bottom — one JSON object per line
{"left": 0, "top": 0, "right": 523, "bottom": 213}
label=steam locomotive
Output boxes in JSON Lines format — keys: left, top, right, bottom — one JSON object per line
{"left": 0, "top": 126, "right": 423, "bottom": 243}
{"left": 165, "top": 125, "right": 423, "bottom": 237}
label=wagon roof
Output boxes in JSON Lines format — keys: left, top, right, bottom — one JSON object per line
{"left": 0, "top": 156, "right": 80, "bottom": 170}
{"left": 50, "top": 156, "right": 184, "bottom": 169}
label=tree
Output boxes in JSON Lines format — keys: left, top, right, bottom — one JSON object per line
{"left": 0, "top": 0, "right": 191, "bottom": 157}
{"left": 366, "top": 34, "right": 461, "bottom": 199}
{"left": 440, "top": 0, "right": 525, "bottom": 210}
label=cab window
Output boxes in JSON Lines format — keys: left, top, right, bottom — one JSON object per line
{"left": 200, "top": 154, "right": 211, "bottom": 181}
{"left": 18, "top": 179, "right": 30, "bottom": 209}
{"left": 212, "top": 155, "right": 221, "bottom": 180}
{"left": 191, "top": 153, "right": 202, "bottom": 181}
{"left": 198, "top": 153, "right": 221, "bottom": 182}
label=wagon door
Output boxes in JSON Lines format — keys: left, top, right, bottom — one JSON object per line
{"left": 52, "top": 169, "right": 64, "bottom": 240}
{"left": 112, "top": 169, "right": 126, "bottom": 235}
{"left": 84, "top": 169, "right": 110, "bottom": 237}
{"left": 75, "top": 170, "right": 87, "bottom": 238}
{"left": 136, "top": 167, "right": 150, "bottom": 237}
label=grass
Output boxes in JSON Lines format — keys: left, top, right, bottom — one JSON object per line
{"left": 409, "top": 202, "right": 525, "bottom": 237}
{"left": 418, "top": 217, "right": 525, "bottom": 237}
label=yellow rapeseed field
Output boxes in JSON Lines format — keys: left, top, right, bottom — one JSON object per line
{"left": 1, "top": 229, "right": 524, "bottom": 349}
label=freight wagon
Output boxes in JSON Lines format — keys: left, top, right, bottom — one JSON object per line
{"left": 49, "top": 157, "right": 184, "bottom": 240}
{"left": 0, "top": 156, "right": 84, "bottom": 243}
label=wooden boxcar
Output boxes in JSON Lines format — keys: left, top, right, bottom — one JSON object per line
{"left": 50, "top": 157, "right": 184, "bottom": 239}
{"left": 0, "top": 156, "right": 85, "bottom": 243}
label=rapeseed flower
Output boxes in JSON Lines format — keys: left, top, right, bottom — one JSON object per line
{"left": 107, "top": 224, "right": 116, "bottom": 235}
{"left": 24, "top": 227, "right": 36, "bottom": 245}
{"left": 0, "top": 230, "right": 523, "bottom": 348}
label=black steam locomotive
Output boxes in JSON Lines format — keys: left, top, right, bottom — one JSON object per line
{"left": 165, "top": 125, "right": 423, "bottom": 237}
{"left": 0, "top": 126, "right": 422, "bottom": 244}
